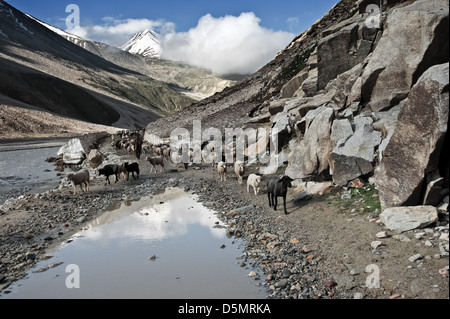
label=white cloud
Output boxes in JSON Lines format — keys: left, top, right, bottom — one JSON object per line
{"left": 66, "top": 12, "right": 294, "bottom": 75}
{"left": 161, "top": 12, "right": 294, "bottom": 75}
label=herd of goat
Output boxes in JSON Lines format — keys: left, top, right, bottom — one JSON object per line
{"left": 65, "top": 133, "right": 295, "bottom": 215}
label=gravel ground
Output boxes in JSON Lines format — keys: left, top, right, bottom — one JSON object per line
{"left": 0, "top": 142, "right": 448, "bottom": 299}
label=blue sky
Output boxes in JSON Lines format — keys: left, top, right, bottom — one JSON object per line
{"left": 8, "top": 0, "right": 337, "bottom": 34}
{"left": 7, "top": 0, "right": 338, "bottom": 74}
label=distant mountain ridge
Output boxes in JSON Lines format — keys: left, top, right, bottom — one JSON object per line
{"left": 120, "top": 29, "right": 161, "bottom": 58}
{"left": 24, "top": 14, "right": 237, "bottom": 101}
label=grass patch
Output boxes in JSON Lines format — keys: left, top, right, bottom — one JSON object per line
{"left": 278, "top": 46, "right": 316, "bottom": 84}
{"left": 325, "top": 185, "right": 382, "bottom": 217}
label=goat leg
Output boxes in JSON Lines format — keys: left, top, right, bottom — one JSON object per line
{"left": 283, "top": 195, "right": 288, "bottom": 215}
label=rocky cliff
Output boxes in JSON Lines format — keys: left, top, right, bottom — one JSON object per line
{"left": 145, "top": 0, "right": 449, "bottom": 212}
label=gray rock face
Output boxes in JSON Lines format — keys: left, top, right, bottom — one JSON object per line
{"left": 380, "top": 206, "right": 439, "bottom": 233}
{"left": 317, "top": 20, "right": 374, "bottom": 91}
{"left": 330, "top": 123, "right": 382, "bottom": 186}
{"left": 280, "top": 69, "right": 309, "bottom": 99}
{"left": 332, "top": 63, "right": 364, "bottom": 110}
{"left": 330, "top": 119, "right": 354, "bottom": 146}
{"left": 361, "top": 0, "right": 449, "bottom": 112}
{"left": 285, "top": 107, "right": 334, "bottom": 180}
{"left": 301, "top": 75, "right": 319, "bottom": 97}
{"left": 375, "top": 63, "right": 449, "bottom": 209}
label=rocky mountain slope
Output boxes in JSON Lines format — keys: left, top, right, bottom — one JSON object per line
{"left": 28, "top": 16, "right": 237, "bottom": 101}
{"left": 145, "top": 0, "right": 449, "bottom": 214}
{"left": 0, "top": 0, "right": 196, "bottom": 135}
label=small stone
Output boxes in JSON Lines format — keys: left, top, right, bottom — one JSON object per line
{"left": 371, "top": 241, "right": 382, "bottom": 249}
{"left": 48, "top": 262, "right": 63, "bottom": 269}
{"left": 349, "top": 269, "right": 360, "bottom": 276}
{"left": 390, "top": 294, "right": 401, "bottom": 299}
{"left": 281, "top": 269, "right": 292, "bottom": 278}
{"left": 302, "top": 244, "right": 319, "bottom": 253}
{"left": 248, "top": 271, "right": 258, "bottom": 277}
{"left": 341, "top": 194, "right": 352, "bottom": 200}
{"left": 439, "top": 268, "right": 449, "bottom": 276}
{"left": 414, "top": 232, "right": 425, "bottom": 239}
{"left": 353, "top": 292, "right": 365, "bottom": 299}
{"left": 274, "top": 280, "right": 288, "bottom": 289}
{"left": 325, "top": 281, "right": 337, "bottom": 290}
{"left": 408, "top": 254, "right": 423, "bottom": 262}
{"left": 376, "top": 231, "right": 387, "bottom": 238}
{"left": 25, "top": 252, "right": 36, "bottom": 261}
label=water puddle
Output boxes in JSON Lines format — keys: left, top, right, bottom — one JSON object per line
{"left": 1, "top": 188, "right": 266, "bottom": 299}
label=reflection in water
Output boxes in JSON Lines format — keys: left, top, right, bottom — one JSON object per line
{"left": 85, "top": 188, "right": 225, "bottom": 242}
{"left": 1, "top": 188, "right": 265, "bottom": 299}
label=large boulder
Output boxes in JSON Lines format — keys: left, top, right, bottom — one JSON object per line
{"left": 317, "top": 19, "right": 374, "bottom": 91}
{"left": 330, "top": 123, "right": 382, "bottom": 185}
{"left": 380, "top": 206, "right": 439, "bottom": 233}
{"left": 361, "top": 0, "right": 449, "bottom": 112}
{"left": 330, "top": 119, "right": 354, "bottom": 147}
{"left": 332, "top": 63, "right": 364, "bottom": 110}
{"left": 268, "top": 99, "right": 287, "bottom": 116}
{"left": 285, "top": 107, "right": 334, "bottom": 180}
{"left": 57, "top": 132, "right": 108, "bottom": 165}
{"left": 374, "top": 63, "right": 449, "bottom": 210}
{"left": 372, "top": 104, "right": 402, "bottom": 162}
{"left": 280, "top": 69, "right": 309, "bottom": 99}
{"left": 57, "top": 138, "right": 86, "bottom": 165}
{"left": 301, "top": 74, "right": 319, "bottom": 97}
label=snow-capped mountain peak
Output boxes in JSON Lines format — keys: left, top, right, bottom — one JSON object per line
{"left": 120, "top": 29, "right": 161, "bottom": 58}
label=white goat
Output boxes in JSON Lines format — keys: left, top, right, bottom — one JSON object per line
{"left": 247, "top": 174, "right": 262, "bottom": 196}
{"left": 234, "top": 161, "right": 245, "bottom": 185}
{"left": 66, "top": 169, "right": 90, "bottom": 195}
{"left": 217, "top": 162, "right": 227, "bottom": 181}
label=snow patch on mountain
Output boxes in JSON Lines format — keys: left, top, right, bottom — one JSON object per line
{"left": 25, "top": 14, "right": 81, "bottom": 40}
{"left": 120, "top": 30, "right": 161, "bottom": 58}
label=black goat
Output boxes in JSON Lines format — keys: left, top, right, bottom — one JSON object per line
{"left": 123, "top": 162, "right": 140, "bottom": 181}
{"left": 267, "top": 176, "right": 294, "bottom": 215}
{"left": 98, "top": 164, "right": 119, "bottom": 185}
